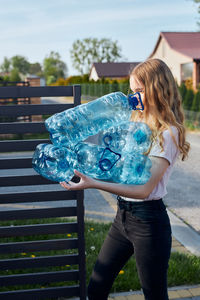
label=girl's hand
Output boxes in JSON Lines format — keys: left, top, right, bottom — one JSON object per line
{"left": 60, "top": 169, "right": 96, "bottom": 191}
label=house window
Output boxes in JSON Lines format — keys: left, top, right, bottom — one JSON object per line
{"left": 181, "top": 63, "right": 193, "bottom": 81}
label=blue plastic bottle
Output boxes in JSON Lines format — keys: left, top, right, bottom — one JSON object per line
{"left": 32, "top": 92, "right": 152, "bottom": 185}
{"left": 99, "top": 121, "right": 152, "bottom": 154}
{"left": 32, "top": 144, "right": 76, "bottom": 182}
{"left": 73, "top": 142, "right": 152, "bottom": 184}
{"left": 32, "top": 140, "right": 152, "bottom": 185}
{"left": 45, "top": 92, "right": 144, "bottom": 148}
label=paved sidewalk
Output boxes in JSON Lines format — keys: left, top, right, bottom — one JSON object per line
{"left": 108, "top": 285, "right": 200, "bottom": 300}
{"left": 67, "top": 285, "right": 200, "bottom": 300}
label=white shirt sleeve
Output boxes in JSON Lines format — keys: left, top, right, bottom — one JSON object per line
{"left": 149, "top": 127, "right": 179, "bottom": 165}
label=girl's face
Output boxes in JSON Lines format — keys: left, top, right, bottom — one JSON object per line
{"left": 129, "top": 75, "right": 145, "bottom": 104}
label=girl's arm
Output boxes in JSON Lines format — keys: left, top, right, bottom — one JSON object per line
{"left": 60, "top": 156, "right": 169, "bottom": 199}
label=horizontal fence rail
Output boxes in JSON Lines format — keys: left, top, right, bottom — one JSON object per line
{"left": 0, "top": 122, "right": 46, "bottom": 134}
{"left": 0, "top": 285, "right": 80, "bottom": 300}
{"left": 0, "top": 173, "right": 58, "bottom": 186}
{"left": 0, "top": 103, "right": 74, "bottom": 117}
{"left": 0, "top": 270, "right": 79, "bottom": 286}
{"left": 0, "top": 139, "right": 50, "bottom": 152}
{"left": 0, "top": 190, "right": 78, "bottom": 204}
{"left": 0, "top": 254, "right": 79, "bottom": 270}
{"left": 0, "top": 86, "right": 78, "bottom": 99}
{"left": 0, "top": 157, "right": 33, "bottom": 169}
{"left": 0, "top": 85, "right": 86, "bottom": 300}
{"left": 0, "top": 239, "right": 79, "bottom": 254}
{"left": 0, "top": 206, "right": 77, "bottom": 220}
{"left": 0, "top": 222, "right": 78, "bottom": 238}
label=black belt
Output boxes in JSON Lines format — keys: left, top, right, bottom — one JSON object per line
{"left": 117, "top": 196, "right": 164, "bottom": 211}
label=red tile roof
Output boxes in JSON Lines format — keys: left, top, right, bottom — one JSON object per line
{"left": 91, "top": 62, "right": 140, "bottom": 78}
{"left": 150, "top": 32, "right": 200, "bottom": 59}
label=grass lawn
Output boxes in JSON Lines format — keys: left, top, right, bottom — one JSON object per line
{"left": 0, "top": 218, "right": 200, "bottom": 293}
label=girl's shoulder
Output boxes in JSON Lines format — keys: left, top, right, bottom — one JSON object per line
{"left": 162, "top": 125, "right": 179, "bottom": 143}
{"left": 149, "top": 126, "right": 179, "bottom": 164}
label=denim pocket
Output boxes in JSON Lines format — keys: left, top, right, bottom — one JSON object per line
{"left": 132, "top": 209, "right": 169, "bottom": 223}
{"left": 132, "top": 211, "right": 157, "bottom": 222}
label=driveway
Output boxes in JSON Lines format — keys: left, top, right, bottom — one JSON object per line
{"left": 164, "top": 131, "right": 200, "bottom": 233}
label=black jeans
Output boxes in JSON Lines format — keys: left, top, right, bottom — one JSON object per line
{"left": 88, "top": 197, "right": 172, "bottom": 300}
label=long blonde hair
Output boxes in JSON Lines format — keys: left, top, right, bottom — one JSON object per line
{"left": 131, "top": 58, "right": 190, "bottom": 160}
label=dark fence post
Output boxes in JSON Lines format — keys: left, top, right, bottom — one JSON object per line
{"left": 77, "top": 190, "right": 87, "bottom": 300}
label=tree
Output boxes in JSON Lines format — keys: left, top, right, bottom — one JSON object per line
{"left": 29, "top": 62, "right": 42, "bottom": 75}
{"left": 9, "top": 69, "right": 21, "bottom": 81}
{"left": 70, "top": 38, "right": 122, "bottom": 74}
{"left": 191, "top": 91, "right": 200, "bottom": 111}
{"left": 11, "top": 55, "right": 30, "bottom": 75}
{"left": 0, "top": 57, "right": 11, "bottom": 73}
{"left": 192, "top": 0, "right": 200, "bottom": 28}
{"left": 43, "top": 51, "right": 68, "bottom": 84}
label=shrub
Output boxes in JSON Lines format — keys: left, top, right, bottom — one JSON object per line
{"left": 184, "top": 78, "right": 193, "bottom": 90}
{"left": 179, "top": 82, "right": 187, "bottom": 104}
{"left": 184, "top": 89, "right": 194, "bottom": 110}
{"left": 191, "top": 91, "right": 200, "bottom": 112}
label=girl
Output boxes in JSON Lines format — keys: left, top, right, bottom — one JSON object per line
{"left": 60, "top": 59, "right": 190, "bottom": 300}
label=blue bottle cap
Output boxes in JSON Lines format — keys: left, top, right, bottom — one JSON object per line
{"left": 128, "top": 92, "right": 144, "bottom": 111}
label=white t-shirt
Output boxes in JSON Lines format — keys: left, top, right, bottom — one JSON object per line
{"left": 123, "top": 126, "right": 180, "bottom": 202}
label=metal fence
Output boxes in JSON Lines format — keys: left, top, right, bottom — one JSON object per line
{"left": 0, "top": 85, "right": 86, "bottom": 299}
{"left": 0, "top": 81, "right": 31, "bottom": 123}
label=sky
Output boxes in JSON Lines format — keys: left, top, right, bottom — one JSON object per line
{"left": 0, "top": 0, "right": 199, "bottom": 76}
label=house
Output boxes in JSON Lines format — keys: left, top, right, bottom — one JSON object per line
{"left": 149, "top": 32, "right": 200, "bottom": 90}
{"left": 89, "top": 62, "right": 140, "bottom": 81}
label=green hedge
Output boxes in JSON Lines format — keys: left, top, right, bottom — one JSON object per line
{"left": 81, "top": 82, "right": 129, "bottom": 98}
{"left": 81, "top": 82, "right": 200, "bottom": 113}
{"left": 179, "top": 83, "right": 200, "bottom": 112}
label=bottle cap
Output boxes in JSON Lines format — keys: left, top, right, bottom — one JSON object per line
{"left": 128, "top": 92, "right": 144, "bottom": 110}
